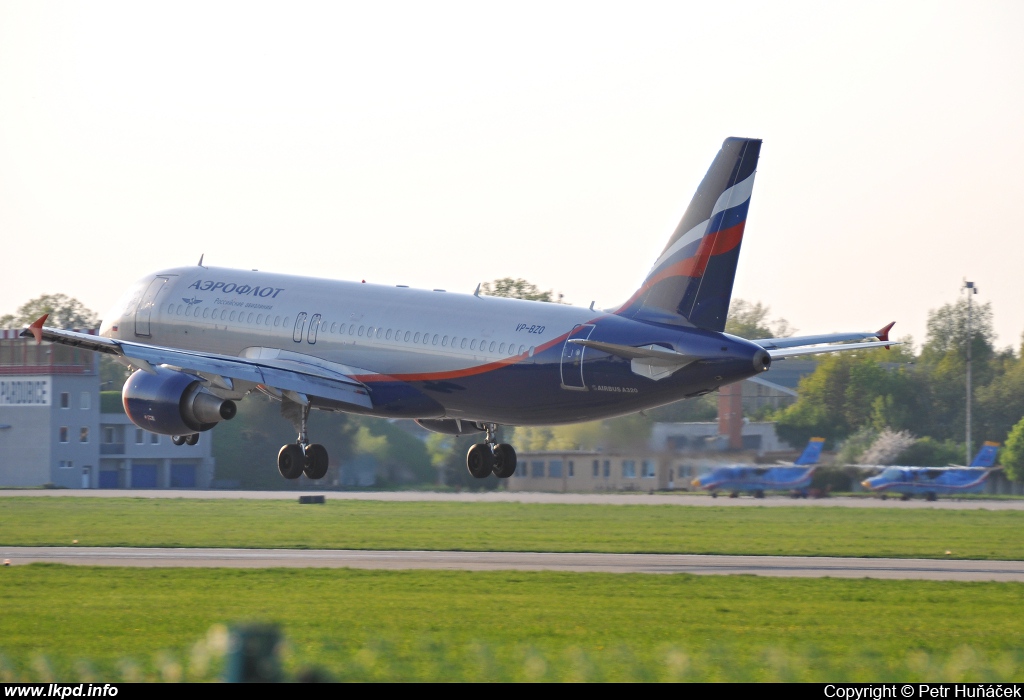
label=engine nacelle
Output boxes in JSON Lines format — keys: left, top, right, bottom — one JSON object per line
{"left": 415, "top": 419, "right": 486, "bottom": 436}
{"left": 123, "top": 366, "right": 237, "bottom": 435}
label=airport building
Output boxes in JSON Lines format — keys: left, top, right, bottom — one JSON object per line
{"left": 0, "top": 330, "right": 214, "bottom": 489}
{"left": 505, "top": 449, "right": 799, "bottom": 493}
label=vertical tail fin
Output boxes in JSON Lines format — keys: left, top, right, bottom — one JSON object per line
{"left": 617, "top": 137, "right": 761, "bottom": 331}
{"left": 970, "top": 441, "right": 1000, "bottom": 467}
{"left": 794, "top": 437, "right": 826, "bottom": 466}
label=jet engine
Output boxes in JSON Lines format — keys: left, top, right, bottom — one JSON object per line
{"left": 122, "top": 366, "right": 237, "bottom": 435}
{"left": 415, "top": 419, "right": 486, "bottom": 436}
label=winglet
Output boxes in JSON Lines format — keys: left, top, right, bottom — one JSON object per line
{"left": 20, "top": 314, "right": 48, "bottom": 344}
{"left": 875, "top": 321, "right": 895, "bottom": 349}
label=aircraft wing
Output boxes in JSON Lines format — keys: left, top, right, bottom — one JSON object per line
{"left": 21, "top": 317, "right": 373, "bottom": 409}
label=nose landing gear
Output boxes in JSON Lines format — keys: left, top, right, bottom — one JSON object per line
{"left": 277, "top": 400, "right": 330, "bottom": 481}
{"left": 465, "top": 423, "right": 517, "bottom": 479}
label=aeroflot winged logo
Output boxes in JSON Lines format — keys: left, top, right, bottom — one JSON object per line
{"left": 188, "top": 280, "right": 285, "bottom": 298}
{"left": 182, "top": 297, "right": 203, "bottom": 306}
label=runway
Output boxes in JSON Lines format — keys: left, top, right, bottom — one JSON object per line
{"left": 4, "top": 547, "right": 1024, "bottom": 581}
{"left": 3, "top": 489, "right": 1024, "bottom": 510}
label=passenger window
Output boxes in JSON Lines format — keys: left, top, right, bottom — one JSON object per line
{"left": 358, "top": 326, "right": 365, "bottom": 337}
{"left": 386, "top": 329, "right": 393, "bottom": 340}
{"left": 414, "top": 332, "right": 421, "bottom": 343}
{"left": 283, "top": 316, "right": 291, "bottom": 327}
{"left": 461, "top": 338, "right": 468, "bottom": 350}
{"left": 247, "top": 313, "right": 253, "bottom": 323}
{"left": 519, "top": 345, "right": 525, "bottom": 355}
{"left": 229, "top": 311, "right": 237, "bottom": 322}
{"left": 432, "top": 334, "right": 438, "bottom": 345}
{"left": 442, "top": 336, "right": 448, "bottom": 347}
{"left": 488, "top": 341, "right": 495, "bottom": 353}
{"left": 274, "top": 316, "right": 280, "bottom": 326}
{"left": 471, "top": 340, "right": 477, "bottom": 350}
{"left": 338, "top": 324, "right": 345, "bottom": 334}
{"left": 404, "top": 331, "right": 411, "bottom": 342}
{"left": 176, "top": 305, "right": 183, "bottom": 316}
{"left": 499, "top": 343, "right": 506, "bottom": 354}
{"left": 257, "top": 314, "right": 263, "bottom": 324}
{"left": 330, "top": 322, "right": 337, "bottom": 333}
{"left": 201, "top": 308, "right": 209, "bottom": 318}
{"left": 349, "top": 325, "right": 355, "bottom": 336}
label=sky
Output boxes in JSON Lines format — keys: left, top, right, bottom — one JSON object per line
{"left": 1, "top": 1, "right": 1022, "bottom": 350}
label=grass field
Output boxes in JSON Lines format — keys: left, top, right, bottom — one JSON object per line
{"left": 2, "top": 497, "right": 1024, "bottom": 559}
{"left": 2, "top": 565, "right": 1024, "bottom": 681}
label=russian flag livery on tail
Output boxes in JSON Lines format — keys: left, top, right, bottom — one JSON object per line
{"left": 618, "top": 137, "right": 760, "bottom": 331}
{"left": 23, "top": 138, "right": 897, "bottom": 482}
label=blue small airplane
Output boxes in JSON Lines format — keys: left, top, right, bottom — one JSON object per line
{"left": 691, "top": 437, "right": 826, "bottom": 498}
{"left": 860, "top": 442, "right": 1001, "bottom": 501}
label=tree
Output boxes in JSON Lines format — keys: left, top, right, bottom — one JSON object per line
{"left": 917, "top": 299, "right": 999, "bottom": 444}
{"left": 725, "top": 299, "right": 792, "bottom": 340}
{"left": 0, "top": 294, "right": 99, "bottom": 329}
{"left": 774, "top": 350, "right": 926, "bottom": 448}
{"left": 1001, "top": 416, "right": 1024, "bottom": 482}
{"left": 480, "top": 278, "right": 556, "bottom": 302}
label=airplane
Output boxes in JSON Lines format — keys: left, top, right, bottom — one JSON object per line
{"left": 23, "top": 137, "right": 898, "bottom": 483}
{"left": 860, "top": 442, "right": 1001, "bottom": 501}
{"left": 690, "top": 437, "right": 826, "bottom": 498}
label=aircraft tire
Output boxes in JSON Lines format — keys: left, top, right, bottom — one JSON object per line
{"left": 171, "top": 435, "right": 186, "bottom": 446}
{"left": 303, "top": 444, "right": 329, "bottom": 480}
{"left": 926, "top": 492, "right": 937, "bottom": 502}
{"left": 466, "top": 443, "right": 495, "bottom": 479}
{"left": 900, "top": 493, "right": 911, "bottom": 502}
{"left": 184, "top": 434, "right": 199, "bottom": 446}
{"left": 754, "top": 490, "right": 765, "bottom": 499}
{"left": 491, "top": 444, "right": 517, "bottom": 478}
{"left": 278, "top": 444, "right": 305, "bottom": 480}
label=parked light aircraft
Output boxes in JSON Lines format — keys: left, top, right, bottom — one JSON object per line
{"left": 25, "top": 137, "right": 897, "bottom": 482}
{"left": 860, "top": 442, "right": 1001, "bottom": 501}
{"left": 690, "top": 437, "right": 826, "bottom": 498}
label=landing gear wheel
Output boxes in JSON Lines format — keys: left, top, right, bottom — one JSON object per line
{"left": 711, "top": 492, "right": 718, "bottom": 499}
{"left": 171, "top": 435, "right": 186, "bottom": 446}
{"left": 900, "top": 493, "right": 911, "bottom": 502}
{"left": 278, "top": 444, "right": 305, "bottom": 480}
{"left": 926, "top": 492, "right": 937, "bottom": 502}
{"left": 754, "top": 490, "right": 765, "bottom": 499}
{"left": 491, "top": 443, "right": 517, "bottom": 478}
{"left": 303, "top": 444, "right": 329, "bottom": 480}
{"left": 184, "top": 434, "right": 199, "bottom": 446}
{"left": 466, "top": 443, "right": 495, "bottom": 479}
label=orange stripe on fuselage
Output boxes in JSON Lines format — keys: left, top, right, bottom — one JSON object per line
{"left": 351, "top": 319, "right": 602, "bottom": 384}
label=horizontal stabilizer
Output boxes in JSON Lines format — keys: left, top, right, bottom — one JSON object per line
{"left": 567, "top": 338, "right": 697, "bottom": 365}
{"left": 768, "top": 340, "right": 899, "bottom": 360}
{"left": 745, "top": 374, "right": 798, "bottom": 397}
{"left": 755, "top": 322, "right": 896, "bottom": 350}
{"left": 567, "top": 338, "right": 698, "bottom": 382}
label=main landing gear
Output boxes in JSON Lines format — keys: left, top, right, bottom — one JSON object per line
{"left": 277, "top": 401, "right": 329, "bottom": 481}
{"left": 171, "top": 434, "right": 199, "bottom": 446}
{"left": 466, "top": 423, "right": 517, "bottom": 479}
